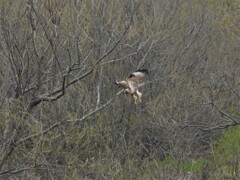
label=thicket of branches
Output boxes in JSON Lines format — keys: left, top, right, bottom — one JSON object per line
{"left": 1, "top": 0, "right": 240, "bottom": 179}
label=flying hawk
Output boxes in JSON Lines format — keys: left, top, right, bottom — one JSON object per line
{"left": 115, "top": 69, "right": 148, "bottom": 104}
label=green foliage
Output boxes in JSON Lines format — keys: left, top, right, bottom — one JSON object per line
{"left": 181, "top": 158, "right": 206, "bottom": 173}
{"left": 206, "top": 125, "right": 240, "bottom": 178}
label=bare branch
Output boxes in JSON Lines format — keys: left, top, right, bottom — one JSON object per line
{"left": 0, "top": 162, "right": 44, "bottom": 176}
{"left": 179, "top": 102, "right": 240, "bottom": 131}
{"left": 20, "top": 90, "right": 124, "bottom": 143}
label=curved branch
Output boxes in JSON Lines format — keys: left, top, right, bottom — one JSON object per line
{"left": 20, "top": 90, "right": 124, "bottom": 143}
{"left": 179, "top": 102, "right": 240, "bottom": 131}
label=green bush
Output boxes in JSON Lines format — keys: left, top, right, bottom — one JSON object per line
{"left": 211, "top": 126, "right": 240, "bottom": 178}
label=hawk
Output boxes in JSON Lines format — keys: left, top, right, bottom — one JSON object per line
{"left": 115, "top": 69, "right": 148, "bottom": 104}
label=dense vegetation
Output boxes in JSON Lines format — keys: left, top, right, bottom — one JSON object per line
{"left": 1, "top": 0, "right": 240, "bottom": 179}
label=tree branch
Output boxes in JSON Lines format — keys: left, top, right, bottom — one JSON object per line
{"left": 25, "top": 4, "right": 136, "bottom": 113}
{"left": 0, "top": 162, "right": 44, "bottom": 176}
{"left": 179, "top": 102, "right": 240, "bottom": 131}
{"left": 20, "top": 90, "right": 124, "bottom": 143}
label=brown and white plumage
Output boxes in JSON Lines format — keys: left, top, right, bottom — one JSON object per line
{"left": 115, "top": 69, "right": 148, "bottom": 104}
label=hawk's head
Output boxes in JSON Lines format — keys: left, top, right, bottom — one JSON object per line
{"left": 115, "top": 80, "right": 128, "bottom": 89}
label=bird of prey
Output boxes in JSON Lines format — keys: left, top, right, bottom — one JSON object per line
{"left": 115, "top": 69, "right": 148, "bottom": 104}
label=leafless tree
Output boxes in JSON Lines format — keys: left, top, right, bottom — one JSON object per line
{"left": 1, "top": 0, "right": 240, "bottom": 179}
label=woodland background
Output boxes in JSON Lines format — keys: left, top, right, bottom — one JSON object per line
{"left": 1, "top": 0, "right": 240, "bottom": 179}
